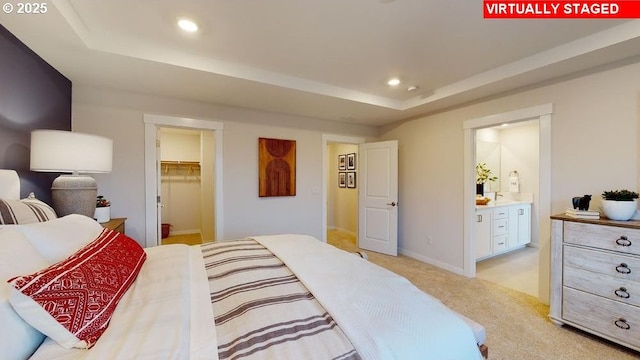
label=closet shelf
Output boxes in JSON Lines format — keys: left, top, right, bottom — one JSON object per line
{"left": 161, "top": 160, "right": 201, "bottom": 174}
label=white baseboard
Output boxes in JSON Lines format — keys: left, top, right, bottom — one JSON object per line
{"left": 399, "top": 248, "right": 465, "bottom": 276}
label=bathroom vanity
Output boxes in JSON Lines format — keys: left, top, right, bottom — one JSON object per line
{"left": 475, "top": 201, "right": 531, "bottom": 260}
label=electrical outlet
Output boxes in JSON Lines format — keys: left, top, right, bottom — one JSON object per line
{"left": 426, "top": 236, "right": 432, "bottom": 245}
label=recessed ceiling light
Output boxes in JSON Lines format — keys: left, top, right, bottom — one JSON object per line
{"left": 177, "top": 18, "right": 199, "bottom": 33}
{"left": 387, "top": 78, "right": 400, "bottom": 86}
{"left": 407, "top": 85, "right": 419, "bottom": 92}
{"left": 501, "top": 123, "right": 509, "bottom": 127}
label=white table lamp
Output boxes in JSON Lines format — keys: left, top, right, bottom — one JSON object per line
{"left": 30, "top": 130, "right": 113, "bottom": 217}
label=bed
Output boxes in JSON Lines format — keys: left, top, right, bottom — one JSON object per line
{"left": 0, "top": 169, "right": 487, "bottom": 359}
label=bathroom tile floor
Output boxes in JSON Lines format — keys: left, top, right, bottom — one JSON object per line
{"left": 476, "top": 246, "right": 539, "bottom": 298}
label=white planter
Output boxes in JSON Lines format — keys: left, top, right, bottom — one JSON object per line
{"left": 94, "top": 206, "right": 111, "bottom": 223}
{"left": 600, "top": 199, "right": 638, "bottom": 221}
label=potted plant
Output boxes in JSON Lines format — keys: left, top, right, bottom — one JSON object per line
{"left": 476, "top": 163, "right": 498, "bottom": 196}
{"left": 601, "top": 189, "right": 639, "bottom": 221}
{"left": 94, "top": 195, "right": 111, "bottom": 223}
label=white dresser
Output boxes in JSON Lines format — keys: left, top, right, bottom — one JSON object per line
{"left": 550, "top": 215, "right": 640, "bottom": 352}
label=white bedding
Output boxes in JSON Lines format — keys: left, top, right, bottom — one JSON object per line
{"left": 26, "top": 233, "right": 482, "bottom": 359}
{"left": 252, "top": 234, "right": 484, "bottom": 360}
{"left": 28, "top": 244, "right": 218, "bottom": 360}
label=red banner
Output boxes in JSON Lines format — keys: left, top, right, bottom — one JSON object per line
{"left": 484, "top": 1, "right": 640, "bottom": 18}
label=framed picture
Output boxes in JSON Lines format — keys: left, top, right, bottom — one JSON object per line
{"left": 347, "top": 172, "right": 356, "bottom": 188}
{"left": 338, "top": 172, "right": 347, "bottom": 188}
{"left": 258, "top": 138, "right": 296, "bottom": 197}
{"left": 338, "top": 154, "right": 346, "bottom": 170}
{"left": 347, "top": 153, "right": 356, "bottom": 170}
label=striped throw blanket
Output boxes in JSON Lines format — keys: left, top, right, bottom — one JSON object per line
{"left": 202, "top": 240, "right": 361, "bottom": 360}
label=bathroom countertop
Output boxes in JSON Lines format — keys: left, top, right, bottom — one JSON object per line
{"left": 476, "top": 199, "right": 532, "bottom": 209}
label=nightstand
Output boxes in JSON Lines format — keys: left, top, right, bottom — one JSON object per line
{"left": 101, "top": 217, "right": 127, "bottom": 234}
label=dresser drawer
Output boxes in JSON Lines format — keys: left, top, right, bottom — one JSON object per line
{"left": 564, "top": 266, "right": 640, "bottom": 307}
{"left": 563, "top": 245, "right": 640, "bottom": 282}
{"left": 564, "top": 221, "right": 640, "bottom": 256}
{"left": 563, "top": 287, "right": 640, "bottom": 349}
{"left": 493, "top": 218, "right": 508, "bottom": 236}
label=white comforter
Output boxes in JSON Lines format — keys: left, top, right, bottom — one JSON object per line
{"left": 252, "top": 234, "right": 484, "bottom": 360}
{"left": 29, "top": 235, "right": 482, "bottom": 360}
{"left": 29, "top": 245, "right": 218, "bottom": 360}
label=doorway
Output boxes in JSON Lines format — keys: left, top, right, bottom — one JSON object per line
{"left": 474, "top": 120, "right": 540, "bottom": 297}
{"left": 158, "top": 127, "right": 215, "bottom": 246}
{"left": 463, "top": 104, "right": 553, "bottom": 303}
{"left": 321, "top": 134, "right": 365, "bottom": 244}
{"left": 326, "top": 142, "right": 359, "bottom": 250}
{"left": 143, "top": 114, "right": 224, "bottom": 248}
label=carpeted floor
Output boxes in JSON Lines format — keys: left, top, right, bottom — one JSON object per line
{"left": 327, "top": 229, "right": 639, "bottom": 360}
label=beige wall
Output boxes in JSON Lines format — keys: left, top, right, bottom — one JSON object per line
{"left": 72, "top": 85, "right": 377, "bottom": 245}
{"left": 379, "top": 61, "right": 640, "bottom": 277}
{"left": 327, "top": 143, "right": 358, "bottom": 234}
{"left": 72, "top": 58, "right": 640, "bottom": 303}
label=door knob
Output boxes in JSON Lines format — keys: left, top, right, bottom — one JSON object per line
{"left": 387, "top": 201, "right": 397, "bottom": 206}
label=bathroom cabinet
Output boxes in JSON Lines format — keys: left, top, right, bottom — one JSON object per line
{"left": 475, "top": 208, "right": 493, "bottom": 259}
{"left": 475, "top": 202, "right": 531, "bottom": 260}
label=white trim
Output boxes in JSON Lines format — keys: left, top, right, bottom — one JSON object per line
{"left": 400, "top": 248, "right": 464, "bottom": 276}
{"left": 321, "top": 134, "right": 366, "bottom": 243}
{"left": 463, "top": 128, "right": 475, "bottom": 277}
{"left": 537, "top": 114, "right": 552, "bottom": 303}
{"left": 462, "top": 103, "right": 553, "bottom": 130}
{"left": 143, "top": 114, "right": 224, "bottom": 247}
{"left": 462, "top": 104, "right": 553, "bottom": 304}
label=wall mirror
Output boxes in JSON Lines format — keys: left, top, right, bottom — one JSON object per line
{"left": 476, "top": 140, "right": 500, "bottom": 193}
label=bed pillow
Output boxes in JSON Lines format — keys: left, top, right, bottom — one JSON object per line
{"left": 7, "top": 228, "right": 146, "bottom": 349}
{"left": 12, "top": 214, "right": 104, "bottom": 263}
{"left": 0, "top": 228, "right": 49, "bottom": 359}
{"left": 0, "top": 197, "right": 57, "bottom": 225}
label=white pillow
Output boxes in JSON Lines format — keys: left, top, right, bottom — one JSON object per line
{"left": 0, "top": 198, "right": 57, "bottom": 225}
{"left": 0, "top": 228, "right": 49, "bottom": 359}
{"left": 8, "top": 229, "right": 147, "bottom": 349}
{"left": 12, "top": 214, "right": 104, "bottom": 263}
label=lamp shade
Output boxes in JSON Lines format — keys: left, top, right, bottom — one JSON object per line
{"left": 30, "top": 130, "right": 113, "bottom": 173}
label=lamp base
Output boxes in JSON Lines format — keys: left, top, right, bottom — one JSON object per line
{"left": 51, "top": 175, "right": 97, "bottom": 218}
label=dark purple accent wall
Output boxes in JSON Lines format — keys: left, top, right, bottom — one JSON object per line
{"left": 0, "top": 24, "right": 71, "bottom": 204}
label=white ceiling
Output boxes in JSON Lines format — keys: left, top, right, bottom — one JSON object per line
{"left": 2, "top": 0, "right": 640, "bottom": 127}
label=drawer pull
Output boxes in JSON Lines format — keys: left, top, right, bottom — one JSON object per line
{"left": 616, "top": 236, "right": 632, "bottom": 247}
{"left": 616, "top": 263, "right": 631, "bottom": 274}
{"left": 614, "top": 318, "right": 631, "bottom": 330}
{"left": 615, "top": 287, "right": 631, "bottom": 299}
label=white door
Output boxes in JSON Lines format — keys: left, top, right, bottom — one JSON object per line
{"left": 358, "top": 140, "right": 398, "bottom": 256}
